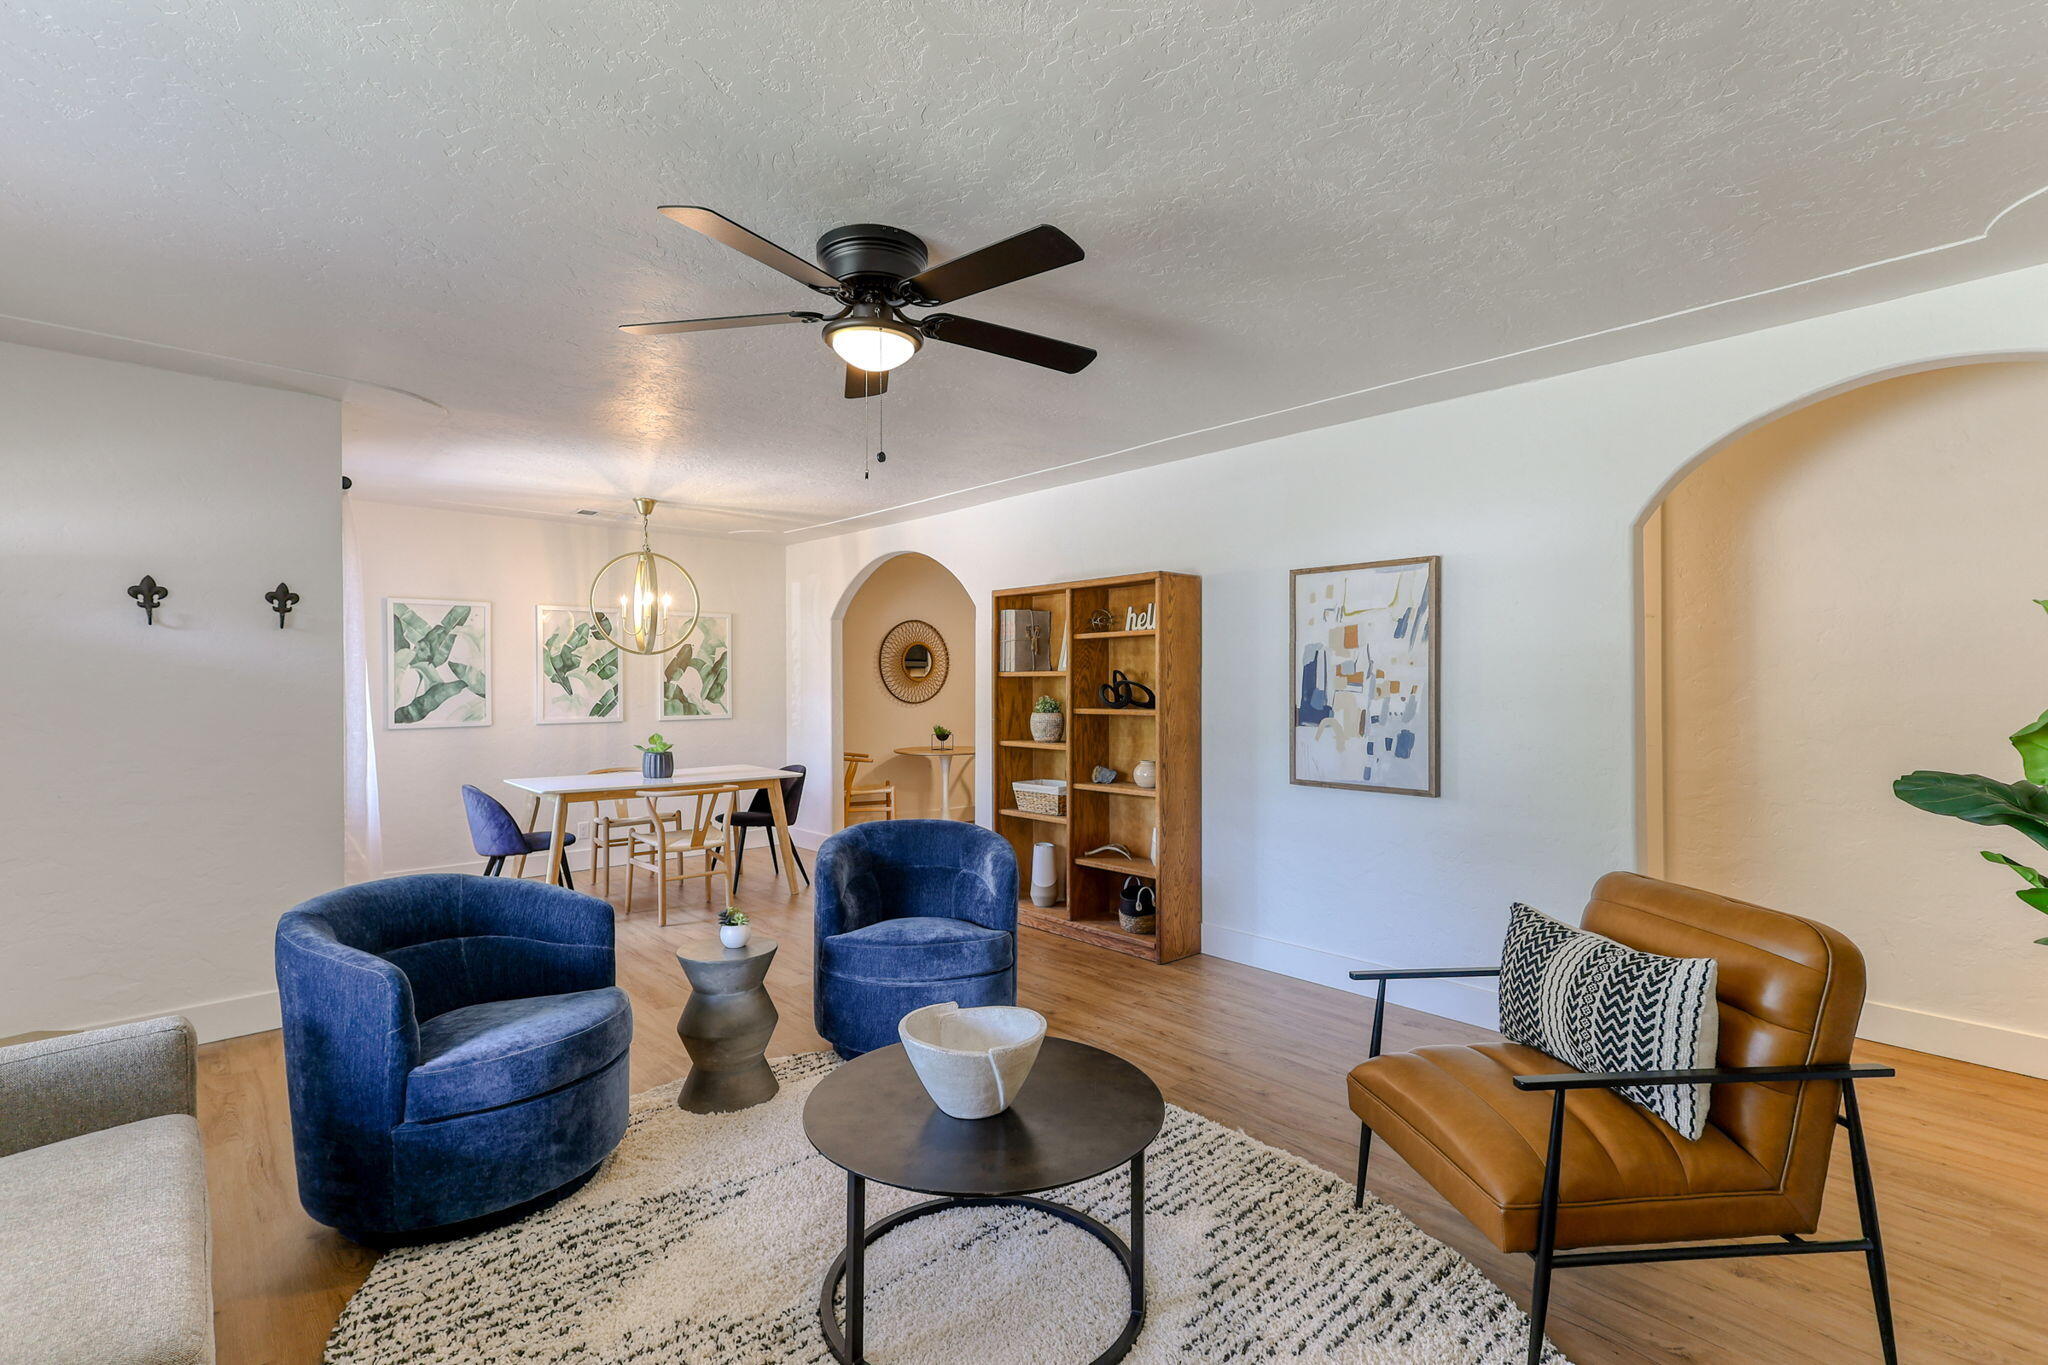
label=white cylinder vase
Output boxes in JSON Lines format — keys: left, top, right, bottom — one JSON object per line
{"left": 1030, "top": 840, "right": 1060, "bottom": 907}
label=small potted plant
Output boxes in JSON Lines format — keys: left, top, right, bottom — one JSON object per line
{"left": 718, "top": 905, "right": 750, "bottom": 949}
{"left": 932, "top": 723, "right": 953, "bottom": 751}
{"left": 636, "top": 733, "right": 675, "bottom": 780}
{"left": 1030, "top": 695, "right": 1063, "bottom": 743}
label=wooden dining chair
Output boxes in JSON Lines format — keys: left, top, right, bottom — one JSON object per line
{"left": 624, "top": 785, "right": 739, "bottom": 926}
{"left": 588, "top": 767, "right": 682, "bottom": 900}
{"left": 842, "top": 752, "right": 896, "bottom": 826}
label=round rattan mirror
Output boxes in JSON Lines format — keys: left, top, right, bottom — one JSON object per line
{"left": 878, "top": 619, "right": 949, "bottom": 703}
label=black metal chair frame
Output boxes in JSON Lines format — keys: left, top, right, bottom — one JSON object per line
{"left": 720, "top": 768, "right": 811, "bottom": 890}
{"left": 1347, "top": 966, "right": 1899, "bottom": 1365}
{"left": 480, "top": 852, "right": 574, "bottom": 892}
{"left": 728, "top": 823, "right": 809, "bottom": 889}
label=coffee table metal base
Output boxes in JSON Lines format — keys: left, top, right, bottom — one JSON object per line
{"left": 818, "top": 1156, "right": 1146, "bottom": 1365}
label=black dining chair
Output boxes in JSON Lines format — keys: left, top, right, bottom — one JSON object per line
{"left": 461, "top": 784, "right": 577, "bottom": 890}
{"left": 717, "top": 765, "right": 809, "bottom": 888}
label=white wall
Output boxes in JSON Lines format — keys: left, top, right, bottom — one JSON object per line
{"left": 349, "top": 501, "right": 792, "bottom": 875}
{"left": 787, "top": 260, "right": 2048, "bottom": 1073}
{"left": 0, "top": 341, "right": 342, "bottom": 1042}
{"left": 839, "top": 553, "right": 977, "bottom": 821}
{"left": 1658, "top": 362, "right": 2048, "bottom": 1074}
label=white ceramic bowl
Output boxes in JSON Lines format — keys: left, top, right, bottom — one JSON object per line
{"left": 897, "top": 1002, "right": 1048, "bottom": 1119}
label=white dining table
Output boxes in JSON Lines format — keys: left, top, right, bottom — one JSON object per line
{"left": 504, "top": 765, "right": 805, "bottom": 897}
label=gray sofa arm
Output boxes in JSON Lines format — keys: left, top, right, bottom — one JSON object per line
{"left": 0, "top": 1016, "right": 197, "bottom": 1158}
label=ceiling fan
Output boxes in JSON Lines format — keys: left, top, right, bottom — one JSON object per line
{"left": 622, "top": 207, "right": 1097, "bottom": 398}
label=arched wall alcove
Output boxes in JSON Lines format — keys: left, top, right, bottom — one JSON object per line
{"left": 830, "top": 550, "right": 977, "bottom": 827}
{"left": 1634, "top": 356, "right": 2048, "bottom": 1076}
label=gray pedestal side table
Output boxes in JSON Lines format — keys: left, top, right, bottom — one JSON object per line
{"left": 673, "top": 931, "right": 779, "bottom": 1113}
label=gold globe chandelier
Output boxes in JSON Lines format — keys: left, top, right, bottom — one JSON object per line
{"left": 587, "top": 498, "right": 701, "bottom": 656}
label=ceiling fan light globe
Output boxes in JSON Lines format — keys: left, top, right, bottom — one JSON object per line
{"left": 828, "top": 322, "right": 920, "bottom": 373}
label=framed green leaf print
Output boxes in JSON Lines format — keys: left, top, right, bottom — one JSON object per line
{"left": 386, "top": 597, "right": 491, "bottom": 728}
{"left": 659, "top": 612, "right": 732, "bottom": 721}
{"left": 535, "top": 605, "right": 623, "bottom": 724}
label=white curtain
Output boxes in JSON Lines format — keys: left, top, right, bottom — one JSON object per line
{"left": 341, "top": 492, "right": 384, "bottom": 882}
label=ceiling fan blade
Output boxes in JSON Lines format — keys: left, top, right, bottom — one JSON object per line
{"left": 920, "top": 313, "right": 1096, "bottom": 373}
{"left": 899, "top": 225, "right": 1084, "bottom": 306}
{"left": 844, "top": 365, "right": 889, "bottom": 399}
{"left": 656, "top": 206, "right": 843, "bottom": 293}
{"left": 620, "top": 311, "right": 822, "bottom": 335}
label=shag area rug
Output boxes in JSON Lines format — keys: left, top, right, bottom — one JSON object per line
{"left": 326, "top": 1053, "right": 1565, "bottom": 1363}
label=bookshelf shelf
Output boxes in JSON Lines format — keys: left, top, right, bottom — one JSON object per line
{"left": 997, "top": 807, "right": 1067, "bottom": 825}
{"left": 1074, "top": 852, "right": 1158, "bottom": 878}
{"left": 991, "top": 570, "right": 1200, "bottom": 964}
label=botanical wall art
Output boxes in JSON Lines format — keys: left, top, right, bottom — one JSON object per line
{"left": 386, "top": 598, "right": 490, "bottom": 728}
{"left": 1290, "top": 556, "right": 1439, "bottom": 795}
{"left": 535, "top": 605, "right": 621, "bottom": 724}
{"left": 660, "top": 612, "right": 731, "bottom": 721}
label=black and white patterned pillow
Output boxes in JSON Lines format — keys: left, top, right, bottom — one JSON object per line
{"left": 1498, "top": 902, "right": 1720, "bottom": 1140}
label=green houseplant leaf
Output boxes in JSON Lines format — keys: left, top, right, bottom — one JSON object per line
{"left": 2011, "top": 710, "right": 2048, "bottom": 785}
{"left": 1892, "top": 771, "right": 2048, "bottom": 854}
{"left": 1981, "top": 850, "right": 2048, "bottom": 887}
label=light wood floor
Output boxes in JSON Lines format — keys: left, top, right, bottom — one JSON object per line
{"left": 201, "top": 853, "right": 2048, "bottom": 1364}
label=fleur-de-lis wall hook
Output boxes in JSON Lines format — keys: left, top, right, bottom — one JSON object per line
{"left": 265, "top": 582, "right": 301, "bottom": 628}
{"left": 128, "top": 575, "right": 169, "bottom": 624}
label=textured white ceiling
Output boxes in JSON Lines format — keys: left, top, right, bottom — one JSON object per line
{"left": 5, "top": 2, "right": 2048, "bottom": 538}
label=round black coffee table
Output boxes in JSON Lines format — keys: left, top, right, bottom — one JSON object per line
{"left": 803, "top": 1037, "right": 1164, "bottom": 1365}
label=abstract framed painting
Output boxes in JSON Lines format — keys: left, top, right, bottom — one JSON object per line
{"left": 535, "top": 605, "right": 622, "bottom": 724}
{"left": 1289, "top": 557, "right": 1439, "bottom": 796}
{"left": 386, "top": 598, "right": 491, "bottom": 729}
{"left": 659, "top": 612, "right": 732, "bottom": 721}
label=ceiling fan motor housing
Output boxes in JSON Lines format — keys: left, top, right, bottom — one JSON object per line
{"left": 816, "top": 223, "right": 929, "bottom": 287}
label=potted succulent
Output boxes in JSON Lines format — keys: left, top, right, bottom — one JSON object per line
{"left": 636, "top": 733, "right": 675, "bottom": 780}
{"left": 932, "top": 723, "right": 953, "bottom": 751}
{"left": 1030, "top": 694, "right": 1064, "bottom": 743}
{"left": 718, "top": 905, "right": 750, "bottom": 949}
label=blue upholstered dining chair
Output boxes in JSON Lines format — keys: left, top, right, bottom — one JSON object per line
{"left": 813, "top": 820, "right": 1019, "bottom": 1058}
{"left": 462, "top": 783, "right": 577, "bottom": 889}
{"left": 274, "top": 874, "right": 631, "bottom": 1245}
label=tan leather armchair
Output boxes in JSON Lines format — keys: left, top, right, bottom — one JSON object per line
{"left": 1346, "top": 873, "right": 1897, "bottom": 1365}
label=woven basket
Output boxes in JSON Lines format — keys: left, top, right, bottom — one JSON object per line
{"left": 1012, "top": 781, "right": 1066, "bottom": 816}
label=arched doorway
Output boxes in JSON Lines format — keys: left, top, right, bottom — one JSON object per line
{"left": 834, "top": 552, "right": 978, "bottom": 827}
{"left": 1637, "top": 358, "right": 2048, "bottom": 1074}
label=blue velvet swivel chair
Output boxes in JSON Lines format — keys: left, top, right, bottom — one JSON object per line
{"left": 463, "top": 784, "right": 576, "bottom": 889}
{"left": 814, "top": 820, "right": 1019, "bottom": 1057}
{"left": 275, "top": 874, "right": 631, "bottom": 1245}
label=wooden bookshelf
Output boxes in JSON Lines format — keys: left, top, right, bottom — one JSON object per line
{"left": 990, "top": 570, "right": 1201, "bottom": 963}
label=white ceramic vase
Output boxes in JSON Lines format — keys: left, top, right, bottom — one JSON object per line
{"left": 1029, "top": 840, "right": 1059, "bottom": 908}
{"left": 898, "top": 1002, "right": 1047, "bottom": 1119}
{"left": 1133, "top": 759, "right": 1157, "bottom": 789}
{"left": 719, "top": 924, "right": 750, "bottom": 949}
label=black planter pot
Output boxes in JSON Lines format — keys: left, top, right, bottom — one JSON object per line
{"left": 643, "top": 750, "right": 675, "bottom": 779}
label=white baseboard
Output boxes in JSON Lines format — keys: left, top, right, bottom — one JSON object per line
{"left": 76, "top": 989, "right": 282, "bottom": 1046}
{"left": 1199, "top": 922, "right": 1501, "bottom": 1032}
{"left": 1858, "top": 1000, "right": 2048, "bottom": 1079}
